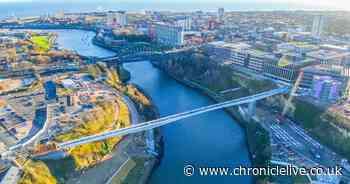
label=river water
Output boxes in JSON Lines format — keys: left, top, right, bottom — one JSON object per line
{"left": 53, "top": 29, "right": 252, "bottom": 184}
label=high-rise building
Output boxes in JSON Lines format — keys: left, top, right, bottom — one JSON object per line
{"left": 175, "top": 17, "right": 192, "bottom": 31}
{"left": 218, "top": 8, "right": 225, "bottom": 22}
{"left": 154, "top": 23, "right": 184, "bottom": 46}
{"left": 312, "top": 15, "right": 325, "bottom": 38}
{"left": 106, "top": 11, "right": 128, "bottom": 27}
{"left": 115, "top": 11, "right": 127, "bottom": 26}
{"left": 106, "top": 12, "right": 116, "bottom": 26}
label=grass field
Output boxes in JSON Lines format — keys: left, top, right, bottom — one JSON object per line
{"left": 55, "top": 98, "right": 130, "bottom": 169}
{"left": 18, "top": 161, "right": 57, "bottom": 184}
{"left": 30, "top": 35, "right": 51, "bottom": 52}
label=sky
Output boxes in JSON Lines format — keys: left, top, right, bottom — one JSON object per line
{"left": 0, "top": 0, "right": 349, "bottom": 11}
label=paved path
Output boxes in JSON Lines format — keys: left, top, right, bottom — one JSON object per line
{"left": 65, "top": 91, "right": 140, "bottom": 184}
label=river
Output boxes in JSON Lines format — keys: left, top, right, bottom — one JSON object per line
{"left": 53, "top": 29, "right": 252, "bottom": 184}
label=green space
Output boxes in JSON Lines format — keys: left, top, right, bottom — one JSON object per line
{"left": 55, "top": 99, "right": 130, "bottom": 169}
{"left": 18, "top": 161, "right": 57, "bottom": 184}
{"left": 294, "top": 99, "right": 350, "bottom": 160}
{"left": 246, "top": 120, "right": 271, "bottom": 182}
{"left": 154, "top": 49, "right": 275, "bottom": 94}
{"left": 30, "top": 35, "right": 51, "bottom": 52}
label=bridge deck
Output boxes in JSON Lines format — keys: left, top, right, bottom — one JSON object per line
{"left": 57, "top": 87, "right": 289, "bottom": 149}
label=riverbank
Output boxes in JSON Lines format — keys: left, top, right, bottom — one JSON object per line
{"left": 41, "top": 68, "right": 160, "bottom": 184}
{"left": 90, "top": 37, "right": 251, "bottom": 183}
{"left": 45, "top": 29, "right": 251, "bottom": 183}
{"left": 116, "top": 79, "right": 161, "bottom": 184}
{"left": 151, "top": 60, "right": 270, "bottom": 183}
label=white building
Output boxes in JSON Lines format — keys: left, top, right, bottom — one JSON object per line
{"left": 106, "top": 12, "right": 115, "bottom": 26}
{"left": 115, "top": 11, "right": 127, "bottom": 26}
{"left": 154, "top": 23, "right": 184, "bottom": 46}
{"left": 312, "top": 15, "right": 325, "bottom": 38}
{"left": 106, "top": 11, "right": 127, "bottom": 27}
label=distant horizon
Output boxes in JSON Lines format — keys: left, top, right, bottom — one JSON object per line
{"left": 0, "top": 1, "right": 349, "bottom": 19}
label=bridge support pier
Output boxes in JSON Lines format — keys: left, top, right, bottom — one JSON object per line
{"left": 246, "top": 101, "right": 257, "bottom": 121}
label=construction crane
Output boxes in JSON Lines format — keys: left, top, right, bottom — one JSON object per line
{"left": 282, "top": 71, "right": 304, "bottom": 116}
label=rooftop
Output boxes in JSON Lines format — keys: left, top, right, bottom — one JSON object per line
{"left": 321, "top": 44, "right": 349, "bottom": 52}
{"left": 307, "top": 50, "right": 350, "bottom": 60}
{"left": 302, "top": 64, "right": 345, "bottom": 77}
{"left": 209, "top": 41, "right": 274, "bottom": 58}
{"left": 287, "top": 41, "right": 319, "bottom": 49}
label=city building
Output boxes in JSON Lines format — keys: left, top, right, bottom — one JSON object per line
{"left": 301, "top": 64, "right": 347, "bottom": 90}
{"left": 276, "top": 42, "right": 319, "bottom": 57}
{"left": 154, "top": 23, "right": 184, "bottom": 46}
{"left": 175, "top": 16, "right": 192, "bottom": 31}
{"left": 218, "top": 8, "right": 224, "bottom": 22}
{"left": 311, "top": 15, "right": 325, "bottom": 38}
{"left": 147, "top": 23, "right": 156, "bottom": 40}
{"left": 106, "top": 12, "right": 115, "bottom": 26}
{"left": 44, "top": 81, "right": 57, "bottom": 101}
{"left": 115, "top": 11, "right": 127, "bottom": 26}
{"left": 311, "top": 76, "right": 342, "bottom": 102}
{"left": 306, "top": 49, "right": 350, "bottom": 66}
{"left": 263, "top": 55, "right": 314, "bottom": 83}
{"left": 205, "top": 40, "right": 319, "bottom": 84}
{"left": 106, "top": 11, "right": 128, "bottom": 27}
{"left": 202, "top": 41, "right": 232, "bottom": 62}
{"left": 226, "top": 43, "right": 269, "bottom": 72}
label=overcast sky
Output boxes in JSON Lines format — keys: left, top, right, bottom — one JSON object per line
{"left": 0, "top": 0, "right": 349, "bottom": 10}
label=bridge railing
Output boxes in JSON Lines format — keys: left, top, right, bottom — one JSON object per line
{"left": 57, "top": 86, "right": 289, "bottom": 149}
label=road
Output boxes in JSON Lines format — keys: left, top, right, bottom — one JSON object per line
{"left": 65, "top": 87, "right": 140, "bottom": 184}
{"left": 258, "top": 108, "right": 349, "bottom": 183}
